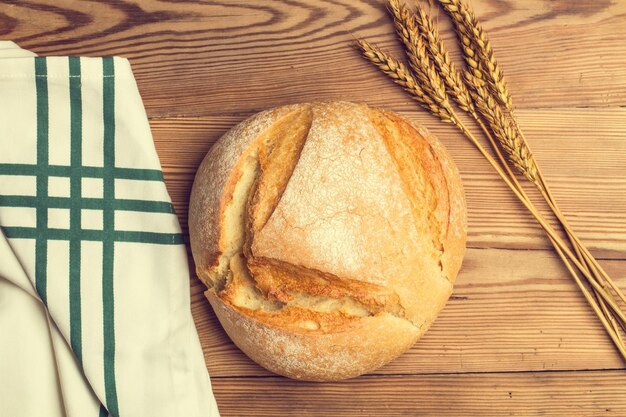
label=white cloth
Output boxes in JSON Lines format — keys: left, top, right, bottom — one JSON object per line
{"left": 0, "top": 41, "right": 219, "bottom": 417}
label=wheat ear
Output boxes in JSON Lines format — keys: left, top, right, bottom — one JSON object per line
{"left": 415, "top": 0, "right": 536, "bottom": 184}
{"left": 437, "top": 0, "right": 513, "bottom": 112}
{"left": 435, "top": 0, "right": 626, "bottom": 303}
{"left": 387, "top": 0, "right": 451, "bottom": 112}
{"left": 355, "top": 39, "right": 454, "bottom": 123}
{"left": 412, "top": 4, "right": 475, "bottom": 114}
{"left": 409, "top": 4, "right": 623, "bottom": 339}
{"left": 464, "top": 72, "right": 539, "bottom": 182}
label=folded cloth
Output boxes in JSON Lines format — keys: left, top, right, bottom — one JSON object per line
{"left": 0, "top": 41, "right": 220, "bottom": 417}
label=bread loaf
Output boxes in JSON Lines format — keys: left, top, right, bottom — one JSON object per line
{"left": 189, "top": 101, "right": 466, "bottom": 381}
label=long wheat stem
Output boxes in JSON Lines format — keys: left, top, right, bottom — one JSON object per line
{"left": 550, "top": 231, "right": 626, "bottom": 358}
{"left": 455, "top": 119, "right": 626, "bottom": 346}
{"left": 541, "top": 179, "right": 626, "bottom": 333}
{"left": 469, "top": 103, "right": 621, "bottom": 340}
{"left": 535, "top": 150, "right": 626, "bottom": 306}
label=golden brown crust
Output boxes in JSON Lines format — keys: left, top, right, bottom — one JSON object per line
{"left": 189, "top": 101, "right": 467, "bottom": 381}
{"left": 207, "top": 290, "right": 419, "bottom": 381}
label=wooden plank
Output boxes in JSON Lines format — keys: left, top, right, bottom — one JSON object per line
{"left": 3, "top": 1, "right": 626, "bottom": 116}
{"left": 153, "top": 108, "right": 626, "bottom": 256}
{"left": 210, "top": 371, "right": 626, "bottom": 417}
{"left": 193, "top": 247, "right": 626, "bottom": 377}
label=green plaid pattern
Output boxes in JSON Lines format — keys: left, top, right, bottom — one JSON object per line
{"left": 0, "top": 54, "right": 218, "bottom": 417}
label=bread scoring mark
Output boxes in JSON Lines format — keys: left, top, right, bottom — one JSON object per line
{"left": 422, "top": 133, "right": 456, "bottom": 282}
{"left": 369, "top": 110, "right": 447, "bottom": 278}
{"left": 210, "top": 154, "right": 260, "bottom": 291}
{"left": 248, "top": 106, "right": 313, "bottom": 233}
{"left": 207, "top": 288, "right": 421, "bottom": 381}
{"left": 408, "top": 120, "right": 468, "bottom": 284}
{"left": 248, "top": 256, "right": 406, "bottom": 318}
{"left": 208, "top": 107, "right": 312, "bottom": 290}
{"left": 190, "top": 104, "right": 302, "bottom": 288}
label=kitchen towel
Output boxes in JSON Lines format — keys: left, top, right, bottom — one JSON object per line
{"left": 0, "top": 41, "right": 220, "bottom": 417}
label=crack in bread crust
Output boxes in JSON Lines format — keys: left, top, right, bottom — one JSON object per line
{"left": 247, "top": 257, "right": 405, "bottom": 318}
{"left": 190, "top": 104, "right": 304, "bottom": 289}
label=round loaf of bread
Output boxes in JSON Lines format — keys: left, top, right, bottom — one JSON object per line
{"left": 189, "top": 101, "right": 466, "bottom": 381}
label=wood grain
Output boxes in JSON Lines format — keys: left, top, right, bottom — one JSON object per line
{"left": 210, "top": 371, "right": 626, "bottom": 416}
{"left": 153, "top": 108, "right": 626, "bottom": 257}
{"left": 1, "top": 1, "right": 626, "bottom": 117}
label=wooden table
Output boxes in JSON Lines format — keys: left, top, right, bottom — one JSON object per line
{"left": 4, "top": 0, "right": 626, "bottom": 415}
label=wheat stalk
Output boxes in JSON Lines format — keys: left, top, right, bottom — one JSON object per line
{"left": 355, "top": 0, "right": 626, "bottom": 360}
{"left": 434, "top": 0, "right": 626, "bottom": 333}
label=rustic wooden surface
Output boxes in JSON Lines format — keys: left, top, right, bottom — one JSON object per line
{"left": 3, "top": 0, "right": 626, "bottom": 415}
